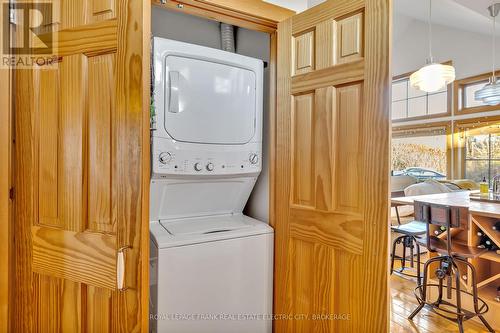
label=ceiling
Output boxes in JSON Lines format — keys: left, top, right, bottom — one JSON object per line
{"left": 453, "top": 0, "right": 497, "bottom": 18}
{"left": 394, "top": 0, "right": 500, "bottom": 36}
{"left": 263, "top": 0, "right": 308, "bottom": 13}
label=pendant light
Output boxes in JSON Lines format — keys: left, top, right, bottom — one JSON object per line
{"left": 475, "top": 2, "right": 500, "bottom": 106}
{"left": 410, "top": 0, "right": 456, "bottom": 93}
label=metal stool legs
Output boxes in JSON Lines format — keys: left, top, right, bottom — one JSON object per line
{"left": 390, "top": 235, "right": 422, "bottom": 285}
{"left": 409, "top": 255, "right": 495, "bottom": 333}
{"left": 408, "top": 256, "right": 441, "bottom": 320}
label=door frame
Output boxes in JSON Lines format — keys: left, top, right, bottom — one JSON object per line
{"left": 0, "top": 67, "right": 12, "bottom": 333}
{"left": 142, "top": 1, "right": 152, "bottom": 330}
{"left": 0, "top": 2, "right": 12, "bottom": 330}
{"left": 0, "top": 68, "right": 12, "bottom": 333}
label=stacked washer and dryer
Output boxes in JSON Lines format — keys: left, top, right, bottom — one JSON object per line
{"left": 149, "top": 37, "right": 273, "bottom": 333}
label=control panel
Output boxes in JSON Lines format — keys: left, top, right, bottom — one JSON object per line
{"left": 152, "top": 138, "right": 262, "bottom": 178}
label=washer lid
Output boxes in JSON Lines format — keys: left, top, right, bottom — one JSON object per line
{"left": 150, "top": 214, "right": 273, "bottom": 248}
{"left": 162, "top": 216, "right": 249, "bottom": 236}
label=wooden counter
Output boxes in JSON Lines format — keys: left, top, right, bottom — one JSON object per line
{"left": 392, "top": 190, "right": 500, "bottom": 219}
{"left": 391, "top": 191, "right": 500, "bottom": 330}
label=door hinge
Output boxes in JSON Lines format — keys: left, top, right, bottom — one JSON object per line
{"left": 9, "top": 187, "right": 14, "bottom": 200}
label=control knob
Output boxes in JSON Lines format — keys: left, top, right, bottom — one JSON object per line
{"left": 159, "top": 152, "right": 172, "bottom": 164}
{"left": 249, "top": 153, "right": 259, "bottom": 165}
{"left": 194, "top": 162, "right": 203, "bottom": 172}
{"left": 206, "top": 163, "right": 214, "bottom": 171}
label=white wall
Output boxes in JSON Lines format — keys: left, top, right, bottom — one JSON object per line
{"left": 393, "top": 14, "right": 500, "bottom": 79}
{"left": 152, "top": 7, "right": 272, "bottom": 223}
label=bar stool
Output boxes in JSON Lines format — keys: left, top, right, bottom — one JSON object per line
{"left": 390, "top": 221, "right": 427, "bottom": 285}
{"left": 408, "top": 202, "right": 495, "bottom": 333}
{"left": 391, "top": 190, "right": 405, "bottom": 225}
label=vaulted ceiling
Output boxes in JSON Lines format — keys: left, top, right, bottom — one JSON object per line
{"left": 395, "top": 0, "right": 500, "bottom": 37}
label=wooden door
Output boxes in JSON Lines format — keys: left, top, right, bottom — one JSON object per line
{"left": 13, "top": 0, "right": 149, "bottom": 332}
{"left": 273, "top": 0, "right": 391, "bottom": 331}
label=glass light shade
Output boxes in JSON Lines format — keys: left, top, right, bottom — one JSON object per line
{"left": 409, "top": 63, "right": 456, "bottom": 93}
{"left": 475, "top": 79, "right": 500, "bottom": 106}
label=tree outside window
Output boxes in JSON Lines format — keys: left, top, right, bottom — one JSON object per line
{"left": 465, "top": 131, "right": 500, "bottom": 185}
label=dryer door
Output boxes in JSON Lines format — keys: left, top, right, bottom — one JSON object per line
{"left": 164, "top": 55, "right": 256, "bottom": 145}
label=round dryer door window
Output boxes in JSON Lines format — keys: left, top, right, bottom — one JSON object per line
{"left": 164, "top": 55, "right": 257, "bottom": 145}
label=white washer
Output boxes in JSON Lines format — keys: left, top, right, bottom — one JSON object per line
{"left": 150, "top": 37, "right": 273, "bottom": 333}
{"left": 150, "top": 216, "right": 273, "bottom": 333}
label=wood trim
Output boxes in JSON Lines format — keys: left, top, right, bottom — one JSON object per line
{"left": 0, "top": 48, "right": 12, "bottom": 333}
{"left": 392, "top": 120, "right": 451, "bottom": 133}
{"left": 152, "top": 0, "right": 294, "bottom": 33}
{"left": 115, "top": 0, "right": 149, "bottom": 330}
{"left": 13, "top": 64, "right": 37, "bottom": 332}
{"left": 392, "top": 60, "right": 453, "bottom": 123}
{"left": 269, "top": 31, "right": 277, "bottom": 227}
{"left": 391, "top": 107, "right": 450, "bottom": 124}
{"left": 141, "top": 0, "right": 152, "bottom": 330}
{"left": 0, "top": 4, "right": 12, "bottom": 330}
{"left": 454, "top": 70, "right": 500, "bottom": 115}
{"left": 359, "top": 0, "right": 391, "bottom": 329}
{"left": 274, "top": 17, "right": 292, "bottom": 333}
{"left": 454, "top": 114, "right": 500, "bottom": 128}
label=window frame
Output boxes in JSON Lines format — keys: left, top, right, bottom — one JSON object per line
{"left": 392, "top": 121, "right": 452, "bottom": 177}
{"left": 453, "top": 116, "right": 500, "bottom": 180}
{"left": 458, "top": 118, "right": 500, "bottom": 184}
{"left": 392, "top": 61, "right": 453, "bottom": 123}
{"left": 454, "top": 69, "right": 500, "bottom": 115}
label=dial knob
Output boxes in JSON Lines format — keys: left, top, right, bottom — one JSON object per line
{"left": 206, "top": 163, "right": 214, "bottom": 171}
{"left": 159, "top": 152, "right": 172, "bottom": 164}
{"left": 249, "top": 153, "right": 259, "bottom": 165}
{"left": 194, "top": 162, "right": 203, "bottom": 171}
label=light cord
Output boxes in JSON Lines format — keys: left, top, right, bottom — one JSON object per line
{"left": 493, "top": 3, "right": 497, "bottom": 80}
{"left": 428, "top": 0, "right": 433, "bottom": 61}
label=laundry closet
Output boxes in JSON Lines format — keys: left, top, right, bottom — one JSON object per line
{"left": 149, "top": 5, "right": 277, "bottom": 333}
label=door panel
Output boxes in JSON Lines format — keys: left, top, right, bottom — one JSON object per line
{"left": 13, "top": 0, "right": 148, "bottom": 331}
{"left": 274, "top": 0, "right": 390, "bottom": 331}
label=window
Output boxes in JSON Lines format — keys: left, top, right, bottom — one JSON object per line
{"left": 455, "top": 71, "right": 500, "bottom": 114}
{"left": 391, "top": 77, "right": 449, "bottom": 121}
{"left": 392, "top": 127, "right": 448, "bottom": 180}
{"left": 462, "top": 81, "right": 489, "bottom": 109}
{"left": 464, "top": 130, "right": 500, "bottom": 185}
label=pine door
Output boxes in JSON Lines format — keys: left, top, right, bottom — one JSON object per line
{"left": 13, "top": 0, "right": 149, "bottom": 332}
{"left": 273, "top": 0, "right": 391, "bottom": 331}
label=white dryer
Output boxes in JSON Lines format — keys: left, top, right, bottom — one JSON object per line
{"left": 149, "top": 37, "right": 273, "bottom": 333}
